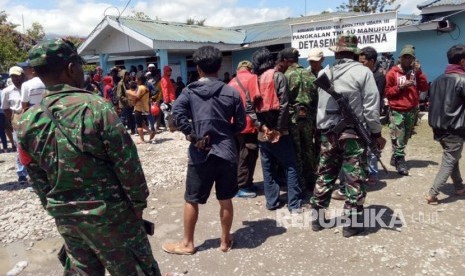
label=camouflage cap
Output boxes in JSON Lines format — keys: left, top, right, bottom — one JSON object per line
{"left": 329, "top": 34, "right": 360, "bottom": 54}
{"left": 28, "top": 38, "right": 84, "bottom": 67}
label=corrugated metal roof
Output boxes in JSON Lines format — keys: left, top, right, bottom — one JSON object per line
{"left": 418, "top": 0, "right": 465, "bottom": 9}
{"left": 233, "top": 12, "right": 360, "bottom": 44}
{"left": 110, "top": 16, "right": 245, "bottom": 44}
{"left": 397, "top": 14, "right": 422, "bottom": 27}
{"left": 103, "top": 12, "right": 419, "bottom": 49}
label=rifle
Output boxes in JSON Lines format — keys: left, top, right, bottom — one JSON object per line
{"left": 314, "top": 72, "right": 387, "bottom": 173}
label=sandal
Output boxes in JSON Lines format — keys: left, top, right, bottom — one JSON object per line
{"left": 454, "top": 187, "right": 465, "bottom": 196}
{"left": 162, "top": 242, "right": 196, "bottom": 255}
{"left": 425, "top": 195, "right": 438, "bottom": 205}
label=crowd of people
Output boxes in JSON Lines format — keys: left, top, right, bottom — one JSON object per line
{"left": 2, "top": 33, "right": 465, "bottom": 274}
{"left": 82, "top": 63, "right": 188, "bottom": 142}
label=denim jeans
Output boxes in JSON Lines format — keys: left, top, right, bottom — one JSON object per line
{"left": 0, "top": 113, "right": 7, "bottom": 149}
{"left": 161, "top": 103, "right": 171, "bottom": 130}
{"left": 258, "top": 134, "right": 302, "bottom": 211}
{"left": 13, "top": 131, "right": 28, "bottom": 178}
{"left": 367, "top": 149, "right": 378, "bottom": 178}
{"left": 121, "top": 107, "right": 135, "bottom": 133}
{"left": 147, "top": 113, "right": 155, "bottom": 132}
{"left": 429, "top": 136, "right": 464, "bottom": 196}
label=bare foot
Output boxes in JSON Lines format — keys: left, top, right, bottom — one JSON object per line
{"left": 162, "top": 241, "right": 196, "bottom": 255}
{"left": 219, "top": 238, "right": 234, "bottom": 252}
{"left": 425, "top": 195, "right": 438, "bottom": 205}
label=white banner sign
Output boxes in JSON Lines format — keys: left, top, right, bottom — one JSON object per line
{"left": 291, "top": 12, "right": 397, "bottom": 58}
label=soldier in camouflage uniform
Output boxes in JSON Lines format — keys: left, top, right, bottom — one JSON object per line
{"left": 278, "top": 48, "right": 318, "bottom": 196}
{"left": 310, "top": 35, "right": 386, "bottom": 237}
{"left": 16, "top": 39, "right": 161, "bottom": 275}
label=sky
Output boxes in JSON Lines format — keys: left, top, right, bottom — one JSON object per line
{"left": 0, "top": 0, "right": 428, "bottom": 36}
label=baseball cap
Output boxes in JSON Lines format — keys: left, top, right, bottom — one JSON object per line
{"left": 148, "top": 64, "right": 156, "bottom": 68}
{"left": 307, "top": 48, "right": 324, "bottom": 61}
{"left": 400, "top": 45, "right": 415, "bottom": 57}
{"left": 237, "top": 60, "right": 253, "bottom": 70}
{"left": 329, "top": 34, "right": 360, "bottom": 54}
{"left": 28, "top": 38, "right": 84, "bottom": 67}
{"left": 9, "top": 66, "right": 24, "bottom": 76}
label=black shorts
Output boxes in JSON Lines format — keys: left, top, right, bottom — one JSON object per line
{"left": 184, "top": 155, "right": 238, "bottom": 204}
{"left": 134, "top": 111, "right": 148, "bottom": 128}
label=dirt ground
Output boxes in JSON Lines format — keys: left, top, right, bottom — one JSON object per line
{"left": 2, "top": 112, "right": 465, "bottom": 276}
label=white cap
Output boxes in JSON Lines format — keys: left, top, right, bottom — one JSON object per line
{"left": 307, "top": 48, "right": 324, "bottom": 61}
{"left": 9, "top": 66, "right": 23, "bottom": 76}
{"left": 148, "top": 64, "right": 155, "bottom": 68}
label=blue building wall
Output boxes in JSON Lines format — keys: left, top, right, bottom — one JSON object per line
{"left": 231, "top": 48, "right": 259, "bottom": 73}
{"left": 396, "top": 14, "right": 465, "bottom": 82}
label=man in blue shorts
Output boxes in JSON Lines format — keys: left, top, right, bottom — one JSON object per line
{"left": 163, "top": 46, "right": 246, "bottom": 254}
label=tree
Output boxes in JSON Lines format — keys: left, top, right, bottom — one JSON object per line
{"left": 130, "top": 11, "right": 151, "bottom": 20}
{"left": 337, "top": 0, "right": 399, "bottom": 13}
{"left": 0, "top": 11, "right": 28, "bottom": 72}
{"left": 62, "top": 35, "right": 85, "bottom": 48}
{"left": 26, "top": 22, "right": 45, "bottom": 43}
{"left": 186, "top": 17, "right": 206, "bottom": 26}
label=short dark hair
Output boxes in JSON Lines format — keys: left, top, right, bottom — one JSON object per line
{"left": 33, "top": 61, "right": 68, "bottom": 78}
{"left": 252, "top": 48, "right": 275, "bottom": 76}
{"left": 447, "top": 44, "right": 465, "bottom": 64}
{"left": 192, "top": 46, "right": 222, "bottom": 74}
{"left": 335, "top": 51, "right": 355, "bottom": 60}
{"left": 278, "top": 48, "right": 300, "bottom": 62}
{"left": 360, "top": 46, "right": 378, "bottom": 62}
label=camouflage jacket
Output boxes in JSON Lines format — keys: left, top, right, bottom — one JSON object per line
{"left": 16, "top": 84, "right": 149, "bottom": 218}
{"left": 284, "top": 63, "right": 317, "bottom": 124}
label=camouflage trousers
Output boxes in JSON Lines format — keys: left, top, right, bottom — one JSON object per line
{"left": 389, "top": 108, "right": 417, "bottom": 158}
{"left": 56, "top": 209, "right": 161, "bottom": 276}
{"left": 310, "top": 132, "right": 367, "bottom": 213}
{"left": 289, "top": 120, "right": 318, "bottom": 195}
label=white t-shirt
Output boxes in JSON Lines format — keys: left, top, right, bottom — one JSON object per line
{"left": 21, "top": 76, "right": 45, "bottom": 106}
{"left": 1, "top": 85, "right": 22, "bottom": 113}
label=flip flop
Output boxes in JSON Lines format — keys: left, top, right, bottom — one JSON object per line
{"left": 162, "top": 242, "right": 196, "bottom": 255}
{"left": 219, "top": 239, "right": 234, "bottom": 252}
